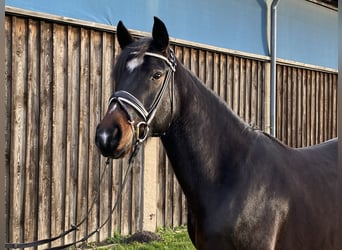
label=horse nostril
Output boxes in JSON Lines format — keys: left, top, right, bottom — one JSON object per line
{"left": 112, "top": 126, "right": 119, "bottom": 140}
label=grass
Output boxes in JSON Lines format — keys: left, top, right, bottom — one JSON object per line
{"left": 86, "top": 226, "right": 195, "bottom": 250}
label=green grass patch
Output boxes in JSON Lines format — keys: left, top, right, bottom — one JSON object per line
{"left": 92, "top": 226, "right": 195, "bottom": 250}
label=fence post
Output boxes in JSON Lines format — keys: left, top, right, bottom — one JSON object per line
{"left": 0, "top": 1, "right": 6, "bottom": 246}
{"left": 141, "top": 138, "right": 159, "bottom": 232}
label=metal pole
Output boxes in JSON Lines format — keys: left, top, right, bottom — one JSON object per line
{"left": 270, "top": 0, "right": 280, "bottom": 137}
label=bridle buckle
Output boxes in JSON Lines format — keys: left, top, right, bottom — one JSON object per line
{"left": 136, "top": 121, "right": 149, "bottom": 143}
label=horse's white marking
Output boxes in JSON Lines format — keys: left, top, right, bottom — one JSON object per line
{"left": 99, "top": 131, "right": 109, "bottom": 144}
{"left": 127, "top": 56, "right": 144, "bottom": 72}
{"left": 109, "top": 103, "right": 118, "bottom": 114}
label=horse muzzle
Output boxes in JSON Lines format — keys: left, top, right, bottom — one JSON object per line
{"left": 95, "top": 125, "right": 121, "bottom": 158}
{"left": 95, "top": 104, "right": 134, "bottom": 158}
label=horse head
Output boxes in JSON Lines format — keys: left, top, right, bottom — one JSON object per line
{"left": 95, "top": 17, "right": 176, "bottom": 158}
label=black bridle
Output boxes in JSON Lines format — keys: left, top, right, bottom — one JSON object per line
{"left": 109, "top": 48, "right": 176, "bottom": 146}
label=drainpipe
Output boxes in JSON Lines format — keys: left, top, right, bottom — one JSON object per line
{"left": 269, "top": 0, "right": 280, "bottom": 137}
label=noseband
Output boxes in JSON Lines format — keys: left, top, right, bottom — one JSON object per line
{"left": 108, "top": 48, "right": 177, "bottom": 146}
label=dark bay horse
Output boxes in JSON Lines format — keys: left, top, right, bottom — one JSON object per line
{"left": 95, "top": 17, "right": 338, "bottom": 250}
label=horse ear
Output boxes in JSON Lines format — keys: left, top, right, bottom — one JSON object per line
{"left": 117, "top": 21, "right": 134, "bottom": 49}
{"left": 152, "top": 16, "right": 169, "bottom": 51}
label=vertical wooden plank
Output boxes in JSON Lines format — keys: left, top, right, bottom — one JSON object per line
{"left": 156, "top": 143, "right": 166, "bottom": 228}
{"left": 173, "top": 45, "right": 183, "bottom": 65}
{"left": 172, "top": 174, "right": 181, "bottom": 227}
{"left": 130, "top": 158, "right": 137, "bottom": 234}
{"left": 219, "top": 54, "right": 227, "bottom": 102}
{"left": 111, "top": 158, "right": 123, "bottom": 235}
{"left": 239, "top": 58, "right": 246, "bottom": 120}
{"left": 232, "top": 57, "right": 240, "bottom": 113}
{"left": 318, "top": 72, "right": 324, "bottom": 143}
{"left": 174, "top": 46, "right": 183, "bottom": 74}
{"left": 120, "top": 160, "right": 133, "bottom": 235}
{"left": 327, "top": 73, "right": 332, "bottom": 140}
{"left": 50, "top": 23, "right": 68, "bottom": 247}
{"left": 308, "top": 70, "right": 314, "bottom": 145}
{"left": 308, "top": 70, "right": 313, "bottom": 145}
{"left": 278, "top": 65, "right": 283, "bottom": 141}
{"left": 182, "top": 47, "right": 191, "bottom": 76}
{"left": 5, "top": 15, "right": 12, "bottom": 245}
{"left": 226, "top": 55, "right": 234, "bottom": 108}
{"left": 88, "top": 29, "right": 102, "bottom": 241}
{"left": 24, "top": 18, "right": 39, "bottom": 244}
{"left": 296, "top": 68, "right": 303, "bottom": 147}
{"left": 275, "top": 65, "right": 280, "bottom": 139}
{"left": 257, "top": 61, "right": 264, "bottom": 131}
{"left": 281, "top": 65, "right": 286, "bottom": 142}
{"left": 282, "top": 65, "right": 287, "bottom": 144}
{"left": 286, "top": 67, "right": 292, "bottom": 146}
{"left": 198, "top": 50, "right": 206, "bottom": 83}
{"left": 286, "top": 66, "right": 292, "bottom": 146}
{"left": 331, "top": 74, "right": 336, "bottom": 138}
{"left": 331, "top": 74, "right": 337, "bottom": 137}
{"left": 9, "top": 16, "right": 27, "bottom": 246}
{"left": 250, "top": 60, "right": 257, "bottom": 127}
{"left": 38, "top": 20, "right": 53, "bottom": 248}
{"left": 98, "top": 32, "right": 115, "bottom": 240}
{"left": 165, "top": 158, "right": 174, "bottom": 227}
{"left": 306, "top": 70, "right": 312, "bottom": 146}
{"left": 65, "top": 25, "right": 81, "bottom": 244}
{"left": 213, "top": 52, "right": 220, "bottom": 95}
{"left": 310, "top": 71, "right": 316, "bottom": 145}
{"left": 133, "top": 151, "right": 143, "bottom": 233}
{"left": 190, "top": 48, "right": 199, "bottom": 77}
{"left": 175, "top": 180, "right": 183, "bottom": 227}
{"left": 313, "top": 72, "right": 319, "bottom": 144}
{"left": 327, "top": 74, "right": 332, "bottom": 138}
{"left": 302, "top": 69, "right": 308, "bottom": 146}
{"left": 205, "top": 51, "right": 213, "bottom": 89}
{"left": 276, "top": 65, "right": 283, "bottom": 141}
{"left": 322, "top": 73, "right": 328, "bottom": 141}
{"left": 244, "top": 59, "right": 251, "bottom": 124}
{"left": 77, "top": 27, "right": 90, "bottom": 242}
{"left": 142, "top": 138, "right": 159, "bottom": 231}
{"left": 290, "top": 68, "right": 296, "bottom": 147}
{"left": 181, "top": 191, "right": 187, "bottom": 226}
{"left": 290, "top": 67, "right": 295, "bottom": 146}
{"left": 111, "top": 33, "right": 123, "bottom": 235}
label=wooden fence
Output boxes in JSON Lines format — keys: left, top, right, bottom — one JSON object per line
{"left": 276, "top": 64, "right": 338, "bottom": 147}
{"left": 5, "top": 9, "right": 337, "bottom": 249}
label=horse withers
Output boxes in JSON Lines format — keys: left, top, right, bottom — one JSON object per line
{"left": 95, "top": 17, "right": 338, "bottom": 250}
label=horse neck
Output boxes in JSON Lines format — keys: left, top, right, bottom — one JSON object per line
{"left": 161, "top": 64, "right": 256, "bottom": 207}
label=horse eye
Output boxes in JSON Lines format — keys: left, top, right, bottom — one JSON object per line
{"left": 151, "top": 72, "right": 162, "bottom": 80}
